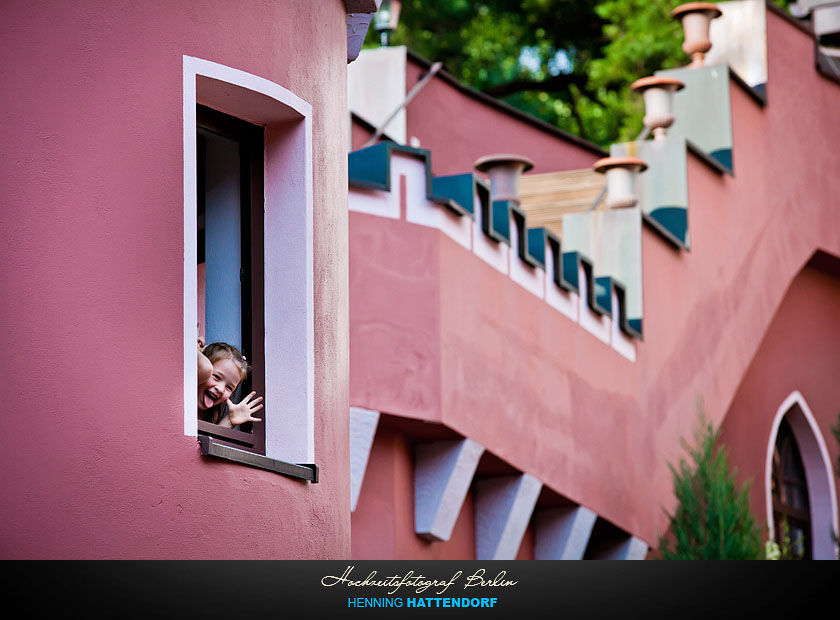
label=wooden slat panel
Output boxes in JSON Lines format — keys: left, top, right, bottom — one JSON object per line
{"left": 519, "top": 168, "right": 607, "bottom": 240}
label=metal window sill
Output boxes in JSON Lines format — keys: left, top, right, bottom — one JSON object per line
{"left": 198, "top": 435, "right": 319, "bottom": 483}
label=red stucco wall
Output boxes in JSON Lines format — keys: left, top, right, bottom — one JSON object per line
{"left": 0, "top": 1, "right": 350, "bottom": 558}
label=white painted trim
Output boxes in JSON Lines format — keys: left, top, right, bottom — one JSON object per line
{"left": 587, "top": 534, "right": 648, "bottom": 560}
{"left": 623, "top": 536, "right": 649, "bottom": 560}
{"left": 349, "top": 186, "right": 401, "bottom": 220}
{"left": 402, "top": 155, "right": 472, "bottom": 250}
{"left": 183, "top": 56, "right": 315, "bottom": 463}
{"left": 350, "top": 407, "right": 380, "bottom": 512}
{"left": 544, "top": 239, "right": 579, "bottom": 322}
{"left": 415, "top": 439, "right": 485, "bottom": 541}
{"left": 184, "top": 66, "right": 199, "bottom": 437}
{"left": 475, "top": 473, "right": 542, "bottom": 560}
{"left": 471, "top": 193, "right": 509, "bottom": 275}
{"left": 764, "top": 390, "right": 839, "bottom": 560}
{"left": 509, "top": 215, "right": 545, "bottom": 299}
{"left": 534, "top": 505, "right": 597, "bottom": 560}
{"left": 578, "top": 263, "right": 611, "bottom": 345}
{"left": 610, "top": 288, "right": 636, "bottom": 362}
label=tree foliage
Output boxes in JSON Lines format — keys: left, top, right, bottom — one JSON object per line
{"left": 367, "top": 1, "right": 797, "bottom": 147}
{"left": 658, "top": 411, "right": 763, "bottom": 560}
{"left": 366, "top": 0, "right": 688, "bottom": 146}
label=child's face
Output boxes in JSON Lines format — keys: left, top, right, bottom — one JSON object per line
{"left": 197, "top": 358, "right": 242, "bottom": 411}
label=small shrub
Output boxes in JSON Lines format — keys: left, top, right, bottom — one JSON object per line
{"left": 659, "top": 407, "right": 763, "bottom": 560}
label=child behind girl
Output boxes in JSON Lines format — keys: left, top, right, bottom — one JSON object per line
{"left": 198, "top": 342, "right": 263, "bottom": 428}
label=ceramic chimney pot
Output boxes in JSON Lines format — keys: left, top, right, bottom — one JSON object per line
{"left": 593, "top": 157, "right": 647, "bottom": 209}
{"left": 474, "top": 154, "right": 535, "bottom": 203}
{"left": 631, "top": 76, "right": 686, "bottom": 139}
{"left": 671, "top": 2, "right": 723, "bottom": 67}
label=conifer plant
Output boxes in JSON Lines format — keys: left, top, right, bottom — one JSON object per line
{"left": 659, "top": 408, "right": 763, "bottom": 560}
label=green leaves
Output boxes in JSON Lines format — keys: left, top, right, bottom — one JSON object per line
{"left": 583, "top": 0, "right": 685, "bottom": 144}
{"left": 362, "top": 2, "right": 795, "bottom": 147}
{"left": 364, "top": 1, "right": 607, "bottom": 141}
{"left": 658, "top": 409, "right": 763, "bottom": 560}
{"left": 363, "top": 1, "right": 693, "bottom": 146}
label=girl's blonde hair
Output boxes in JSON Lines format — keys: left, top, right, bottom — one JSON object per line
{"left": 201, "top": 342, "right": 250, "bottom": 382}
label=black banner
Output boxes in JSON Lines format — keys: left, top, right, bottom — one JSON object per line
{"left": 8, "top": 560, "right": 836, "bottom": 619}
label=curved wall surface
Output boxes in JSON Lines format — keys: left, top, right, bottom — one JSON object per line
{"left": 0, "top": 1, "right": 350, "bottom": 558}
{"left": 721, "top": 258, "right": 840, "bottom": 558}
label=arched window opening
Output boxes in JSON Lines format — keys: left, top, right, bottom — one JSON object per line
{"left": 771, "top": 417, "right": 812, "bottom": 559}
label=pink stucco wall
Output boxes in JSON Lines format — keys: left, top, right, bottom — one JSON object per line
{"left": 0, "top": 1, "right": 349, "bottom": 558}
{"left": 721, "top": 259, "right": 840, "bottom": 529}
{"left": 350, "top": 427, "right": 537, "bottom": 560}
{"left": 403, "top": 57, "right": 605, "bottom": 176}
{"left": 351, "top": 429, "right": 476, "bottom": 560}
{"left": 349, "top": 7, "right": 840, "bottom": 550}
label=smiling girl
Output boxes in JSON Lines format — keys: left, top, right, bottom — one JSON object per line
{"left": 198, "top": 342, "right": 264, "bottom": 428}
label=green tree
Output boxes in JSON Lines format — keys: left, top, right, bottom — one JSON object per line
{"left": 658, "top": 410, "right": 763, "bottom": 560}
{"left": 373, "top": 0, "right": 606, "bottom": 140}
{"left": 367, "top": 1, "right": 797, "bottom": 147}
{"left": 367, "top": 0, "right": 684, "bottom": 146}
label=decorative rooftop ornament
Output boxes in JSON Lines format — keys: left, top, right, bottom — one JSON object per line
{"left": 592, "top": 157, "right": 647, "bottom": 209}
{"left": 631, "top": 76, "right": 686, "bottom": 140}
{"left": 373, "top": 0, "right": 401, "bottom": 47}
{"left": 672, "top": 2, "right": 723, "bottom": 67}
{"left": 474, "top": 154, "right": 535, "bottom": 204}
{"left": 347, "top": 13, "right": 374, "bottom": 63}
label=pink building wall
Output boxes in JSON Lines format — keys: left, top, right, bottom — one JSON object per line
{"left": 721, "top": 258, "right": 840, "bottom": 533}
{"left": 349, "top": 7, "right": 840, "bottom": 553}
{"left": 351, "top": 427, "right": 539, "bottom": 560}
{"left": 403, "top": 55, "right": 605, "bottom": 176}
{"left": 1, "top": 1, "right": 350, "bottom": 558}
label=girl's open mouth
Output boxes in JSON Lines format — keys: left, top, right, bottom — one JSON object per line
{"left": 202, "top": 390, "right": 217, "bottom": 409}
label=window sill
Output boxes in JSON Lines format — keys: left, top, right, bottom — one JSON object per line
{"left": 198, "top": 435, "right": 319, "bottom": 483}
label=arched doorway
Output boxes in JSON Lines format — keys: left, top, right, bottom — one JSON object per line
{"left": 765, "top": 392, "right": 839, "bottom": 560}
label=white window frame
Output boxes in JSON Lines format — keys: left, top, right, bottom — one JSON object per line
{"left": 183, "top": 56, "right": 314, "bottom": 464}
{"left": 765, "top": 391, "right": 839, "bottom": 560}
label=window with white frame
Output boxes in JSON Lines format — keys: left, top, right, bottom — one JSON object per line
{"left": 183, "top": 57, "right": 315, "bottom": 478}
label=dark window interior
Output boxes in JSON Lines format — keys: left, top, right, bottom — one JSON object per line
{"left": 196, "top": 104, "right": 266, "bottom": 454}
{"left": 771, "top": 417, "right": 812, "bottom": 559}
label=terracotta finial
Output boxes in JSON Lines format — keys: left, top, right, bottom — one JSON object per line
{"left": 631, "top": 76, "right": 686, "bottom": 139}
{"left": 593, "top": 157, "right": 647, "bottom": 209}
{"left": 474, "top": 154, "right": 535, "bottom": 203}
{"left": 671, "top": 2, "right": 723, "bottom": 67}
